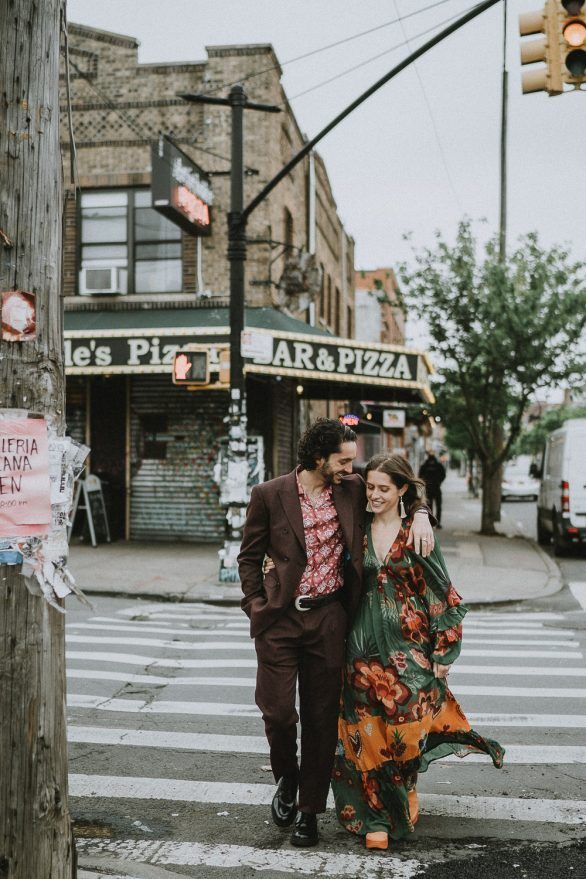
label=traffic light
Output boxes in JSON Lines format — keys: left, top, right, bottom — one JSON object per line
{"left": 519, "top": 1, "right": 586, "bottom": 95}
{"left": 560, "top": 0, "right": 586, "bottom": 84}
{"left": 519, "top": 1, "right": 563, "bottom": 95}
{"left": 172, "top": 349, "right": 209, "bottom": 385}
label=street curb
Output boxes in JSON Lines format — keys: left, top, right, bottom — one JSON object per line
{"left": 79, "top": 536, "right": 565, "bottom": 609}
{"left": 465, "top": 536, "right": 564, "bottom": 608}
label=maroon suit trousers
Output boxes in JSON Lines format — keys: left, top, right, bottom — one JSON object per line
{"left": 254, "top": 600, "right": 346, "bottom": 813}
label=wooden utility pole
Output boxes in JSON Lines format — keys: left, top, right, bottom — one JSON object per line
{"left": 0, "top": 1, "right": 75, "bottom": 877}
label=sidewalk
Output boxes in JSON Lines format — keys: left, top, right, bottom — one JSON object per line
{"left": 436, "top": 470, "right": 561, "bottom": 605}
{"left": 68, "top": 471, "right": 562, "bottom": 607}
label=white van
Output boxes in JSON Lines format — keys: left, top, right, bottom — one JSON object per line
{"left": 536, "top": 418, "right": 586, "bottom": 555}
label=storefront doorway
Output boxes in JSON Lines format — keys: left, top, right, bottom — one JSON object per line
{"left": 89, "top": 376, "right": 127, "bottom": 540}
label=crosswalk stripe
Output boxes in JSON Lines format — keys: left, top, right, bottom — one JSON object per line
{"left": 452, "top": 665, "right": 586, "bottom": 677}
{"left": 461, "top": 639, "right": 578, "bottom": 647}
{"left": 79, "top": 873, "right": 137, "bottom": 879}
{"left": 65, "top": 635, "right": 583, "bottom": 660}
{"left": 75, "top": 838, "right": 424, "bottom": 879}
{"left": 68, "top": 774, "right": 586, "bottom": 824}
{"left": 64, "top": 667, "right": 586, "bottom": 697}
{"left": 66, "top": 655, "right": 586, "bottom": 681}
{"left": 452, "top": 684, "right": 586, "bottom": 697}
{"left": 66, "top": 621, "right": 579, "bottom": 645}
{"left": 66, "top": 727, "right": 586, "bottom": 763}
{"left": 462, "top": 628, "right": 576, "bottom": 637}
{"left": 66, "top": 635, "right": 253, "bottom": 651}
{"left": 67, "top": 688, "right": 586, "bottom": 719}
{"left": 67, "top": 624, "right": 253, "bottom": 639}
{"left": 458, "top": 610, "right": 564, "bottom": 623}
{"left": 66, "top": 651, "right": 257, "bottom": 668}
{"left": 117, "top": 610, "right": 241, "bottom": 622}
{"left": 460, "top": 649, "right": 581, "bottom": 658}
{"left": 67, "top": 669, "right": 586, "bottom": 704}
{"left": 68, "top": 695, "right": 259, "bottom": 716}
{"left": 117, "top": 603, "right": 240, "bottom": 616}
{"left": 119, "top": 606, "right": 565, "bottom": 622}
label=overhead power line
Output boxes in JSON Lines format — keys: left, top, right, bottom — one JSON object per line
{"left": 197, "top": 0, "right": 461, "bottom": 98}
{"left": 287, "top": 5, "right": 468, "bottom": 102}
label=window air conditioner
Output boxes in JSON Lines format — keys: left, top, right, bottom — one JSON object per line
{"left": 79, "top": 266, "right": 127, "bottom": 295}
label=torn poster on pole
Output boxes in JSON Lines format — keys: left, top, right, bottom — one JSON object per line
{"left": 0, "top": 414, "right": 51, "bottom": 536}
{"left": 0, "top": 409, "right": 90, "bottom": 611}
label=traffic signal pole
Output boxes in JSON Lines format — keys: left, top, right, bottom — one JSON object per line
{"left": 181, "top": 0, "right": 501, "bottom": 581}
{"left": 499, "top": 0, "right": 509, "bottom": 262}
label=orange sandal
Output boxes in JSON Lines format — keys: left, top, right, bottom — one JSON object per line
{"left": 365, "top": 831, "right": 388, "bottom": 850}
{"left": 408, "top": 789, "right": 419, "bottom": 826}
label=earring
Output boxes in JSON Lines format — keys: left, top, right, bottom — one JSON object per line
{"left": 399, "top": 496, "right": 406, "bottom": 518}
{"left": 366, "top": 500, "right": 374, "bottom": 512}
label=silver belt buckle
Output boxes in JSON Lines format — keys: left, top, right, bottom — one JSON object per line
{"left": 294, "top": 596, "right": 311, "bottom": 612}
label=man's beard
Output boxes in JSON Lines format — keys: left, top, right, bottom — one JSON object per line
{"left": 319, "top": 461, "right": 338, "bottom": 485}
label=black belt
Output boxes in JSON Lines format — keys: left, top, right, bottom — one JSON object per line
{"left": 293, "top": 590, "right": 342, "bottom": 612}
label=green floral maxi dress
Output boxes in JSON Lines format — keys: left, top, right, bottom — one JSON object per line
{"left": 332, "top": 518, "right": 504, "bottom": 840}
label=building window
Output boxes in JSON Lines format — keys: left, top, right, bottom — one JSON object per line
{"left": 319, "top": 262, "right": 325, "bottom": 320}
{"left": 347, "top": 305, "right": 353, "bottom": 337}
{"left": 327, "top": 276, "right": 332, "bottom": 326}
{"left": 79, "top": 188, "right": 182, "bottom": 295}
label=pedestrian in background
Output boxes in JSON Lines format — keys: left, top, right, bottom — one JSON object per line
{"left": 419, "top": 450, "right": 446, "bottom": 528}
{"left": 238, "top": 419, "right": 434, "bottom": 848}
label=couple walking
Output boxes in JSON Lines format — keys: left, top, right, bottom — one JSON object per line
{"left": 238, "top": 419, "right": 503, "bottom": 850}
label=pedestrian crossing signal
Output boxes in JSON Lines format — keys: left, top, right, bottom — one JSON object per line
{"left": 172, "top": 350, "right": 209, "bottom": 385}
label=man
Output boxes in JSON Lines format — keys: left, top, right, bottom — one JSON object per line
{"left": 419, "top": 449, "right": 447, "bottom": 528}
{"left": 238, "top": 419, "right": 434, "bottom": 847}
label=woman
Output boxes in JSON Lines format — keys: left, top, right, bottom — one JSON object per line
{"left": 331, "top": 453, "right": 504, "bottom": 850}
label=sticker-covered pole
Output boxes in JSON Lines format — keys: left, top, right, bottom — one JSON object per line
{"left": 0, "top": 1, "right": 76, "bottom": 876}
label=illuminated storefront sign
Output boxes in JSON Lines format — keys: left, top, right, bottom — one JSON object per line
{"left": 151, "top": 135, "right": 213, "bottom": 235}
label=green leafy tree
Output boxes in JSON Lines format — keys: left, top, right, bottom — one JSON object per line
{"left": 399, "top": 220, "right": 586, "bottom": 535}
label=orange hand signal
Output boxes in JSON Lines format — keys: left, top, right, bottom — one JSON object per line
{"left": 174, "top": 353, "right": 192, "bottom": 381}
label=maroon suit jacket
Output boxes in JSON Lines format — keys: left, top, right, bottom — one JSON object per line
{"left": 238, "top": 470, "right": 367, "bottom": 637}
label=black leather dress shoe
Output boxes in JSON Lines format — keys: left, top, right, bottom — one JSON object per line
{"left": 290, "top": 811, "right": 318, "bottom": 847}
{"left": 271, "top": 777, "right": 298, "bottom": 827}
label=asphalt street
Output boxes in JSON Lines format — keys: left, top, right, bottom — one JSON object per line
{"left": 67, "top": 539, "right": 586, "bottom": 879}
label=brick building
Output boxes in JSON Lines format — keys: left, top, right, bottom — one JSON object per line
{"left": 354, "top": 268, "right": 405, "bottom": 346}
{"left": 61, "top": 24, "right": 432, "bottom": 542}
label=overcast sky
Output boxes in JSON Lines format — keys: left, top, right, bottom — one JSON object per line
{"left": 67, "top": 0, "right": 584, "bottom": 273}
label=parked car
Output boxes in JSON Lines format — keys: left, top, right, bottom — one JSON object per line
{"left": 536, "top": 418, "right": 586, "bottom": 556}
{"left": 501, "top": 455, "right": 540, "bottom": 501}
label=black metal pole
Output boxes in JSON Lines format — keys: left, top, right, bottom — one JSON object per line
{"left": 228, "top": 85, "right": 246, "bottom": 401}
{"left": 499, "top": 0, "right": 508, "bottom": 262}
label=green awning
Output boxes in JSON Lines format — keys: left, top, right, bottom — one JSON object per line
{"left": 64, "top": 306, "right": 329, "bottom": 336}
{"left": 63, "top": 304, "right": 434, "bottom": 404}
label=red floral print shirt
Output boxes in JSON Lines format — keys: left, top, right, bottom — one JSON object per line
{"left": 295, "top": 471, "right": 344, "bottom": 597}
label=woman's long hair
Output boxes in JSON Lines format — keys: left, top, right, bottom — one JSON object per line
{"left": 364, "top": 453, "right": 427, "bottom": 516}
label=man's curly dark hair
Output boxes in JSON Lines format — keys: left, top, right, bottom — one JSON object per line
{"left": 297, "top": 418, "right": 357, "bottom": 471}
